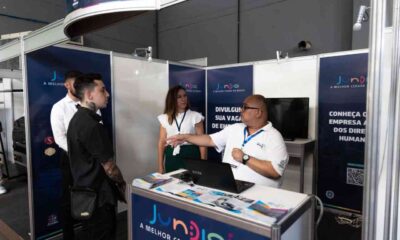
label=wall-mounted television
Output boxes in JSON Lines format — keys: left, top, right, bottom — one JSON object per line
{"left": 266, "top": 97, "right": 309, "bottom": 140}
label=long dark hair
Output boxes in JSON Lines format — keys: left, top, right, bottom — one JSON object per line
{"left": 164, "top": 85, "right": 190, "bottom": 125}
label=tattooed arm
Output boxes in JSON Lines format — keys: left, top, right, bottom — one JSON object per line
{"left": 102, "top": 159, "right": 125, "bottom": 184}
{"left": 102, "top": 160, "right": 127, "bottom": 202}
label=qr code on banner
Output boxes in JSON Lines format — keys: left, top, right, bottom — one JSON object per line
{"left": 347, "top": 168, "right": 364, "bottom": 186}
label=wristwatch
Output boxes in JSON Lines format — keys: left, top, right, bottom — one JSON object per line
{"left": 242, "top": 154, "right": 250, "bottom": 165}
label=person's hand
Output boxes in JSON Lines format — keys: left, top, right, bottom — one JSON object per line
{"left": 231, "top": 148, "right": 244, "bottom": 163}
{"left": 158, "top": 166, "right": 165, "bottom": 174}
{"left": 166, "top": 134, "right": 187, "bottom": 147}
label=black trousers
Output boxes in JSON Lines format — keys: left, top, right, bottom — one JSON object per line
{"left": 78, "top": 204, "right": 116, "bottom": 240}
{"left": 60, "top": 150, "right": 75, "bottom": 239}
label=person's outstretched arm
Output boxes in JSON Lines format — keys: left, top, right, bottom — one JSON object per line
{"left": 195, "top": 121, "right": 207, "bottom": 160}
{"left": 167, "top": 134, "right": 216, "bottom": 148}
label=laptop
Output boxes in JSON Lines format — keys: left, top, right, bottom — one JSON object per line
{"left": 173, "top": 158, "right": 255, "bottom": 194}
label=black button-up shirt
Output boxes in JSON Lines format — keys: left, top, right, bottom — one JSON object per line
{"left": 67, "top": 105, "right": 116, "bottom": 207}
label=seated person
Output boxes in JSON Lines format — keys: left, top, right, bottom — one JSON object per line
{"left": 168, "top": 94, "right": 288, "bottom": 188}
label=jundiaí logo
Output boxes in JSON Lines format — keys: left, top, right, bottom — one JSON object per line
{"left": 213, "top": 82, "right": 245, "bottom": 93}
{"left": 180, "top": 82, "right": 198, "bottom": 90}
{"left": 216, "top": 83, "right": 239, "bottom": 91}
{"left": 43, "top": 71, "right": 64, "bottom": 86}
{"left": 148, "top": 204, "right": 234, "bottom": 240}
{"left": 331, "top": 75, "right": 367, "bottom": 89}
{"left": 51, "top": 71, "right": 63, "bottom": 82}
{"left": 179, "top": 82, "right": 202, "bottom": 93}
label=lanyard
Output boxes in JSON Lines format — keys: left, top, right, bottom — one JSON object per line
{"left": 174, "top": 110, "right": 187, "bottom": 134}
{"left": 242, "top": 127, "right": 264, "bottom": 148}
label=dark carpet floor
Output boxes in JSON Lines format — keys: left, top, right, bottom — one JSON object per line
{"left": 0, "top": 162, "right": 127, "bottom": 240}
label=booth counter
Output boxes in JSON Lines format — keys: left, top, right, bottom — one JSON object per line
{"left": 129, "top": 170, "right": 314, "bottom": 240}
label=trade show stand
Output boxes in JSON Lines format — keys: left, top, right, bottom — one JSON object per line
{"left": 285, "top": 139, "right": 315, "bottom": 193}
{"left": 129, "top": 170, "right": 314, "bottom": 240}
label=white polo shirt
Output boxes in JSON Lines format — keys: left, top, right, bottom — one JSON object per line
{"left": 158, "top": 110, "right": 204, "bottom": 145}
{"left": 50, "top": 94, "right": 101, "bottom": 152}
{"left": 50, "top": 95, "right": 80, "bottom": 152}
{"left": 210, "top": 122, "right": 288, "bottom": 188}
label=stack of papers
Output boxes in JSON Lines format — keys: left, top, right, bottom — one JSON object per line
{"left": 248, "top": 201, "right": 289, "bottom": 221}
{"left": 154, "top": 180, "right": 291, "bottom": 224}
{"left": 132, "top": 173, "right": 173, "bottom": 189}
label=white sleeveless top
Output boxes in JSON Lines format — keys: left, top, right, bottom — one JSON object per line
{"left": 157, "top": 109, "right": 204, "bottom": 140}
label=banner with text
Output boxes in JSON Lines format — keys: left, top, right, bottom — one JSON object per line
{"left": 169, "top": 64, "right": 206, "bottom": 116}
{"left": 26, "top": 46, "right": 112, "bottom": 239}
{"left": 317, "top": 53, "right": 368, "bottom": 213}
{"left": 131, "top": 193, "right": 269, "bottom": 240}
{"left": 207, "top": 66, "right": 253, "bottom": 160}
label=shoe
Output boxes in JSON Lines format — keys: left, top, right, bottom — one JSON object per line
{"left": 0, "top": 185, "right": 7, "bottom": 195}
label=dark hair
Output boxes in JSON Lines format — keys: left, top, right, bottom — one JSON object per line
{"left": 164, "top": 85, "right": 190, "bottom": 125}
{"left": 73, "top": 73, "right": 103, "bottom": 101}
{"left": 64, "top": 70, "right": 82, "bottom": 83}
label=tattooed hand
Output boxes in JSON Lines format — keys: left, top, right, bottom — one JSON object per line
{"left": 102, "top": 159, "right": 125, "bottom": 184}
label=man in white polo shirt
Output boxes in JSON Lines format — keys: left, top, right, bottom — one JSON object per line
{"left": 167, "top": 94, "right": 288, "bottom": 188}
{"left": 50, "top": 70, "right": 82, "bottom": 239}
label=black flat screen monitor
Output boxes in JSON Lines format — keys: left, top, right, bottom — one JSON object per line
{"left": 266, "top": 98, "right": 309, "bottom": 140}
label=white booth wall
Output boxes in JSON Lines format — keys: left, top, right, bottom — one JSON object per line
{"left": 253, "top": 56, "right": 318, "bottom": 194}
{"left": 112, "top": 54, "right": 169, "bottom": 211}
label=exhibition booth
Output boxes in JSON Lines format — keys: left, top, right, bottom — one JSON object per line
{"left": 0, "top": 2, "right": 398, "bottom": 238}
{"left": 1, "top": 41, "right": 372, "bottom": 239}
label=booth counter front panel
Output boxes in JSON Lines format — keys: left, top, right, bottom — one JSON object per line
{"left": 129, "top": 172, "right": 314, "bottom": 240}
{"left": 132, "top": 192, "right": 269, "bottom": 240}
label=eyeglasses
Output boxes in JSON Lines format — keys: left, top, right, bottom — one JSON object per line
{"left": 241, "top": 104, "right": 259, "bottom": 111}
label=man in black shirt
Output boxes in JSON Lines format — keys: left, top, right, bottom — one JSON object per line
{"left": 67, "top": 73, "right": 126, "bottom": 240}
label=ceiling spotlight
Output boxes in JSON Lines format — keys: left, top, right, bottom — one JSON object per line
{"left": 353, "top": 5, "right": 370, "bottom": 31}
{"left": 132, "top": 46, "right": 152, "bottom": 61}
{"left": 298, "top": 40, "right": 312, "bottom": 51}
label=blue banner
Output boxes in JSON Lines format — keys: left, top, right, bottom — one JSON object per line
{"left": 317, "top": 53, "right": 368, "bottom": 213}
{"left": 26, "top": 46, "right": 112, "bottom": 239}
{"left": 132, "top": 193, "right": 269, "bottom": 240}
{"left": 169, "top": 64, "right": 206, "bottom": 116}
{"left": 207, "top": 66, "right": 253, "bottom": 160}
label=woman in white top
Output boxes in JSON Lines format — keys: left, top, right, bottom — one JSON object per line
{"left": 158, "top": 86, "right": 206, "bottom": 173}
